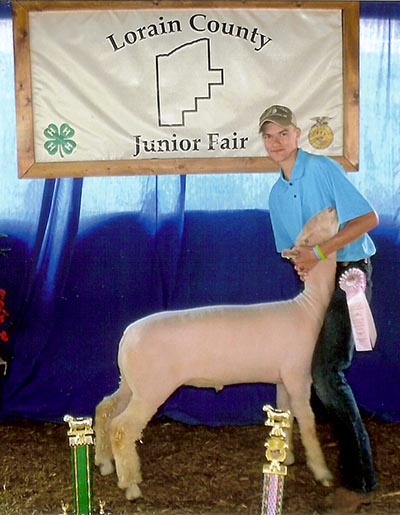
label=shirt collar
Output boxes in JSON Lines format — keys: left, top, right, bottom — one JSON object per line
{"left": 279, "top": 148, "right": 306, "bottom": 182}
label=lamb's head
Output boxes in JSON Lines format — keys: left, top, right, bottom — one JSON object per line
{"left": 295, "top": 207, "right": 338, "bottom": 247}
{"left": 282, "top": 207, "right": 338, "bottom": 259}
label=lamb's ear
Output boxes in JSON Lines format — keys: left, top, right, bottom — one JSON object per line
{"left": 282, "top": 248, "right": 297, "bottom": 260}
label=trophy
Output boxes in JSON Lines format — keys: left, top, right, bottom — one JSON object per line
{"left": 61, "top": 415, "right": 111, "bottom": 515}
{"left": 260, "top": 405, "right": 291, "bottom": 515}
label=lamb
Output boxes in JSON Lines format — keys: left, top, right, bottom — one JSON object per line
{"left": 95, "top": 207, "right": 338, "bottom": 500}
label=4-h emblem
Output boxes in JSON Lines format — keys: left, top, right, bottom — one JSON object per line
{"left": 43, "top": 123, "right": 77, "bottom": 158}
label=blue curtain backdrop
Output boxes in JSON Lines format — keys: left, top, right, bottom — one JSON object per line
{"left": 0, "top": 2, "right": 399, "bottom": 423}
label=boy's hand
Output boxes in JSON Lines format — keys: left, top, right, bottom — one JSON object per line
{"left": 291, "top": 246, "right": 319, "bottom": 281}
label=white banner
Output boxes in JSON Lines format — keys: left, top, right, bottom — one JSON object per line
{"left": 28, "top": 8, "right": 343, "bottom": 164}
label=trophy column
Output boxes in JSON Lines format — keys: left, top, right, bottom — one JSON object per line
{"left": 260, "top": 405, "right": 291, "bottom": 515}
{"left": 64, "top": 415, "right": 95, "bottom": 515}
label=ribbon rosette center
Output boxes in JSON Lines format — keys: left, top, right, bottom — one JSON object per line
{"left": 339, "top": 267, "right": 366, "bottom": 295}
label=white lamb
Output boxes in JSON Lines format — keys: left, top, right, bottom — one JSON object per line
{"left": 95, "top": 207, "right": 338, "bottom": 500}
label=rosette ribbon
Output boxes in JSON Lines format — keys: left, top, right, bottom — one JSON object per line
{"left": 339, "top": 268, "right": 377, "bottom": 351}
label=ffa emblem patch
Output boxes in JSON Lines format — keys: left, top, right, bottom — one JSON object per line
{"left": 308, "top": 117, "right": 334, "bottom": 150}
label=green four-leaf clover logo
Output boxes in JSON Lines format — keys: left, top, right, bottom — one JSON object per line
{"left": 44, "top": 123, "right": 77, "bottom": 158}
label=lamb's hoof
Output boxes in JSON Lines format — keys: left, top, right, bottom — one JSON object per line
{"left": 317, "top": 470, "right": 334, "bottom": 488}
{"left": 125, "top": 484, "right": 142, "bottom": 500}
{"left": 99, "top": 461, "right": 115, "bottom": 476}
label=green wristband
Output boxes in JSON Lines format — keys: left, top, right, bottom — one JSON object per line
{"left": 313, "top": 244, "right": 327, "bottom": 261}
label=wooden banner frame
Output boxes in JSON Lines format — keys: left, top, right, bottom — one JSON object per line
{"left": 13, "top": 0, "right": 359, "bottom": 178}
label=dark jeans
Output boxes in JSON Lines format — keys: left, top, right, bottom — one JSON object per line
{"left": 312, "top": 259, "right": 377, "bottom": 493}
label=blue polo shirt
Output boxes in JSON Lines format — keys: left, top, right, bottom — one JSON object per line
{"left": 269, "top": 149, "right": 376, "bottom": 261}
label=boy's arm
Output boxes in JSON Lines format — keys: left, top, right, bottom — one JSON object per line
{"left": 318, "top": 211, "right": 379, "bottom": 258}
{"left": 292, "top": 211, "right": 379, "bottom": 280}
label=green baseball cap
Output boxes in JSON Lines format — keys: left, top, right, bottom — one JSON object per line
{"left": 259, "top": 105, "right": 297, "bottom": 132}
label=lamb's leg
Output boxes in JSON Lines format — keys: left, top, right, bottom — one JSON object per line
{"left": 110, "top": 396, "right": 156, "bottom": 500}
{"left": 276, "top": 384, "right": 295, "bottom": 465}
{"left": 95, "top": 382, "right": 131, "bottom": 476}
{"left": 289, "top": 389, "right": 333, "bottom": 486}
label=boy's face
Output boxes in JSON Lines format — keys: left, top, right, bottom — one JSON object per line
{"left": 261, "top": 122, "right": 301, "bottom": 166}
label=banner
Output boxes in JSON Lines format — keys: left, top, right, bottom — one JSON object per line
{"left": 13, "top": 2, "right": 359, "bottom": 177}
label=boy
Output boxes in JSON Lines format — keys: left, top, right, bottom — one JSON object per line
{"left": 259, "top": 104, "right": 378, "bottom": 513}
